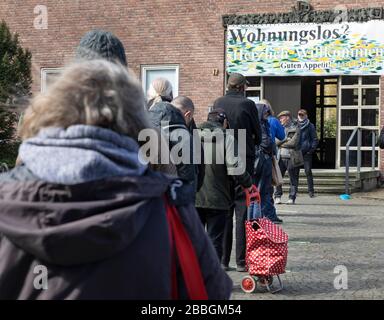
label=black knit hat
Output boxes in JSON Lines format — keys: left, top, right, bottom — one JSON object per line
{"left": 76, "top": 30, "right": 127, "bottom": 66}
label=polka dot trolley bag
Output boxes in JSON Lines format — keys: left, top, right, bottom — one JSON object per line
{"left": 241, "top": 186, "right": 288, "bottom": 294}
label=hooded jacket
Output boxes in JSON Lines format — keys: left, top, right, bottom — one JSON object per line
{"left": 213, "top": 90, "right": 262, "bottom": 175}
{"left": 255, "top": 104, "right": 273, "bottom": 155}
{"left": 148, "top": 102, "right": 196, "bottom": 193}
{"left": 0, "top": 166, "right": 232, "bottom": 300}
{"left": 195, "top": 121, "right": 252, "bottom": 211}
{"left": 0, "top": 125, "right": 232, "bottom": 299}
{"left": 188, "top": 118, "right": 205, "bottom": 192}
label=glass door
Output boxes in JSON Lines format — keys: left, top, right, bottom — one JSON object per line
{"left": 315, "top": 78, "right": 338, "bottom": 169}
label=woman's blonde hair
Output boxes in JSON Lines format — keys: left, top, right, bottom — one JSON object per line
{"left": 147, "top": 77, "right": 173, "bottom": 109}
{"left": 19, "top": 59, "right": 151, "bottom": 140}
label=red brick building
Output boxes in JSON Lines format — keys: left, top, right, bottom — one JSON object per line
{"left": 1, "top": 0, "right": 384, "bottom": 175}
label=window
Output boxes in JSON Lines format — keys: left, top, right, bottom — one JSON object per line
{"left": 41, "top": 68, "right": 63, "bottom": 93}
{"left": 245, "top": 76, "right": 263, "bottom": 103}
{"left": 141, "top": 65, "right": 179, "bottom": 98}
{"left": 338, "top": 76, "right": 380, "bottom": 168}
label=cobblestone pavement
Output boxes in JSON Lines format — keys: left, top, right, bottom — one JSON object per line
{"left": 228, "top": 194, "right": 384, "bottom": 300}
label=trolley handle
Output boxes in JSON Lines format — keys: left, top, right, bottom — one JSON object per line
{"left": 244, "top": 184, "right": 261, "bottom": 207}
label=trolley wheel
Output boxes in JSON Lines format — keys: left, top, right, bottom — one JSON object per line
{"left": 241, "top": 276, "right": 257, "bottom": 293}
{"left": 258, "top": 276, "right": 273, "bottom": 287}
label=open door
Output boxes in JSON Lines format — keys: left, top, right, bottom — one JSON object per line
{"left": 301, "top": 77, "right": 338, "bottom": 169}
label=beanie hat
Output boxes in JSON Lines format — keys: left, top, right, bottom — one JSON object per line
{"left": 76, "top": 30, "right": 127, "bottom": 66}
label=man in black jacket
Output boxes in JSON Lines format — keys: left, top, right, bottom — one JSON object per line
{"left": 213, "top": 73, "right": 262, "bottom": 272}
{"left": 172, "top": 96, "right": 205, "bottom": 192}
{"left": 297, "top": 109, "right": 319, "bottom": 198}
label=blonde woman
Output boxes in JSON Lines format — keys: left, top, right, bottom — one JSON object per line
{"left": 147, "top": 77, "right": 173, "bottom": 109}
{"left": 147, "top": 78, "right": 197, "bottom": 201}
{"left": 0, "top": 60, "right": 232, "bottom": 299}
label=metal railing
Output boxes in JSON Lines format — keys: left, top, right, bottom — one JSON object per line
{"left": 345, "top": 128, "right": 376, "bottom": 195}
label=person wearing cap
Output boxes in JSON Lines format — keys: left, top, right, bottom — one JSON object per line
{"left": 213, "top": 73, "right": 262, "bottom": 272}
{"left": 274, "top": 110, "right": 303, "bottom": 205}
{"left": 297, "top": 109, "right": 318, "bottom": 198}
{"left": 195, "top": 108, "right": 253, "bottom": 266}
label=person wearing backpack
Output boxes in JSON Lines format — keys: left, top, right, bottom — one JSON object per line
{"left": 0, "top": 60, "right": 232, "bottom": 300}
{"left": 195, "top": 109, "right": 253, "bottom": 264}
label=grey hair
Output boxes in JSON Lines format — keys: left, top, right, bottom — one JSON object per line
{"left": 147, "top": 77, "right": 173, "bottom": 109}
{"left": 20, "top": 59, "right": 151, "bottom": 140}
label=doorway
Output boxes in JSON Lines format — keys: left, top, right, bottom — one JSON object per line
{"left": 260, "top": 76, "right": 338, "bottom": 169}
{"left": 301, "top": 77, "right": 338, "bottom": 169}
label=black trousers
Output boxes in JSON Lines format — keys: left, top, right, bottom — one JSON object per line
{"left": 301, "top": 153, "right": 315, "bottom": 194}
{"left": 197, "top": 208, "right": 227, "bottom": 261}
{"left": 222, "top": 186, "right": 247, "bottom": 267}
{"left": 274, "top": 158, "right": 300, "bottom": 200}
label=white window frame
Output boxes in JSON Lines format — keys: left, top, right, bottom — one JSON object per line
{"left": 337, "top": 76, "right": 381, "bottom": 168}
{"left": 41, "top": 68, "right": 63, "bottom": 93}
{"left": 245, "top": 77, "right": 264, "bottom": 103}
{"left": 141, "top": 65, "right": 179, "bottom": 98}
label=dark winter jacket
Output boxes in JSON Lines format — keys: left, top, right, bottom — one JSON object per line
{"left": 255, "top": 104, "right": 273, "bottom": 155}
{"left": 148, "top": 102, "right": 197, "bottom": 193}
{"left": 195, "top": 122, "right": 252, "bottom": 211}
{"left": 188, "top": 118, "right": 205, "bottom": 192}
{"left": 0, "top": 165, "right": 232, "bottom": 300}
{"left": 213, "top": 90, "right": 262, "bottom": 175}
{"left": 299, "top": 119, "right": 319, "bottom": 155}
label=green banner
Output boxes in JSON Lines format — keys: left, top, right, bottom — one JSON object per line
{"left": 227, "top": 21, "right": 384, "bottom": 76}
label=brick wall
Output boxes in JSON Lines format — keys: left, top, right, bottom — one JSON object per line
{"left": 1, "top": 0, "right": 384, "bottom": 168}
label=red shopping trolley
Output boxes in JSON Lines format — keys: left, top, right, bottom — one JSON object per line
{"left": 241, "top": 186, "right": 288, "bottom": 294}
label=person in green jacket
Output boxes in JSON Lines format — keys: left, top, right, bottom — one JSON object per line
{"left": 195, "top": 108, "right": 253, "bottom": 266}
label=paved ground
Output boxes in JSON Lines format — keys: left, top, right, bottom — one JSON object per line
{"left": 228, "top": 192, "right": 384, "bottom": 300}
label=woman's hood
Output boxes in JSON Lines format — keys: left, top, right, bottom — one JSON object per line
{"left": 0, "top": 169, "right": 176, "bottom": 266}
{"left": 255, "top": 103, "right": 269, "bottom": 123}
{"left": 18, "top": 125, "right": 148, "bottom": 185}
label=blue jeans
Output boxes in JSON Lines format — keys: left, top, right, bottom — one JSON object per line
{"left": 274, "top": 158, "right": 300, "bottom": 200}
{"left": 253, "top": 154, "right": 279, "bottom": 221}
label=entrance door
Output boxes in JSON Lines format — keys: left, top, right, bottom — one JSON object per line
{"left": 301, "top": 77, "right": 338, "bottom": 169}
